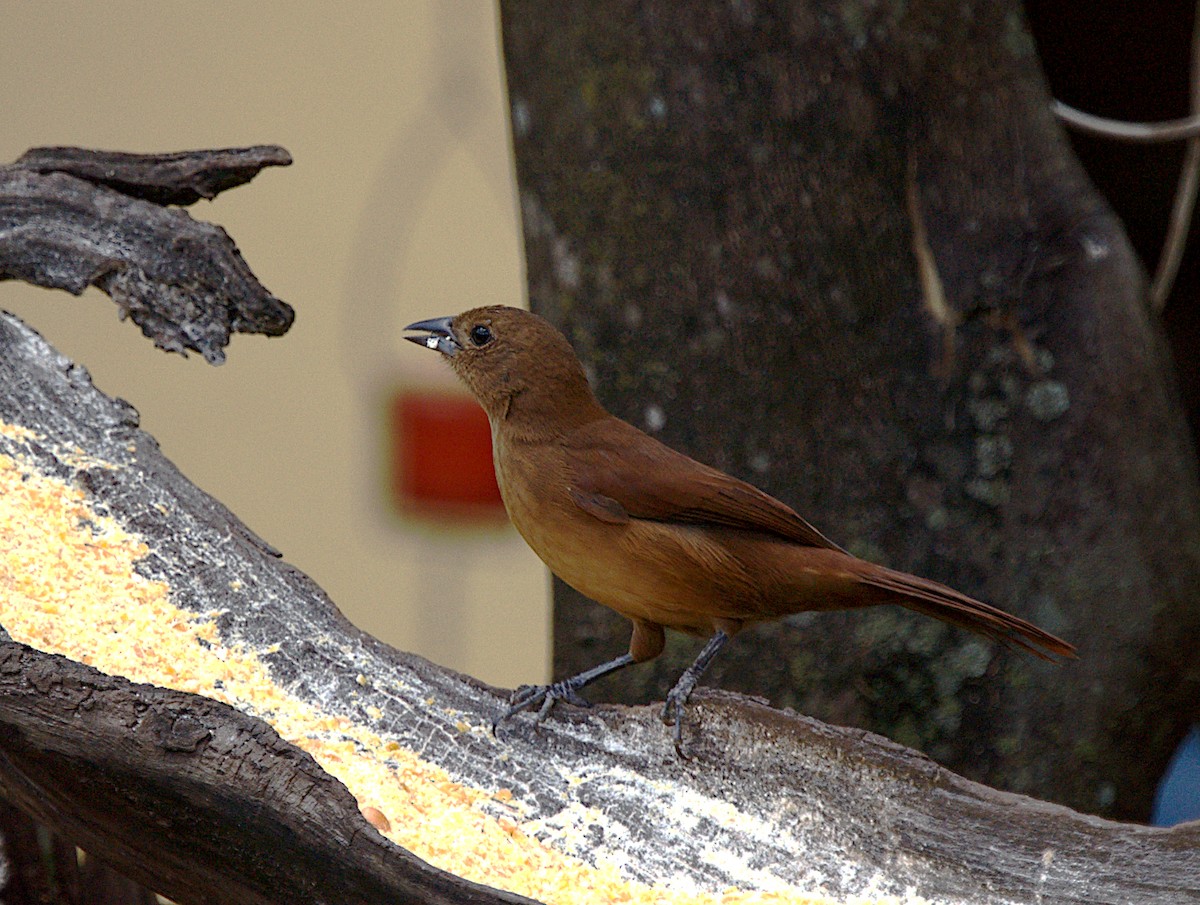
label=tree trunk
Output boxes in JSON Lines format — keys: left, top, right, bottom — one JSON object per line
{"left": 500, "top": 0, "right": 1200, "bottom": 820}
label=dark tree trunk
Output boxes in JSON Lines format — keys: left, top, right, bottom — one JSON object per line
{"left": 500, "top": 0, "right": 1200, "bottom": 820}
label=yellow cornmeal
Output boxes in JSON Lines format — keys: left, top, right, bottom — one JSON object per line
{"left": 0, "top": 424, "right": 927, "bottom": 905}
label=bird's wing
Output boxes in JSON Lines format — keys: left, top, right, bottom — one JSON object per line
{"left": 563, "top": 417, "right": 844, "bottom": 550}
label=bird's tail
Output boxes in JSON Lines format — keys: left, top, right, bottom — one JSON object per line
{"left": 859, "top": 566, "right": 1076, "bottom": 661}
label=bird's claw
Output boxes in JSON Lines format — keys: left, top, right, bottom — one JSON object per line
{"left": 520, "top": 681, "right": 592, "bottom": 708}
{"left": 662, "top": 691, "right": 690, "bottom": 759}
{"left": 492, "top": 681, "right": 592, "bottom": 735}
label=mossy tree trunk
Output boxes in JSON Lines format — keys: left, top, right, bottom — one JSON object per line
{"left": 500, "top": 0, "right": 1200, "bottom": 820}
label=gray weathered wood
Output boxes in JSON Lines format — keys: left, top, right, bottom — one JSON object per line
{"left": 0, "top": 147, "right": 293, "bottom": 363}
{"left": 13, "top": 145, "right": 293, "bottom": 206}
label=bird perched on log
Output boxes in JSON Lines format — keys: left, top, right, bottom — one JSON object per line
{"left": 406, "top": 306, "right": 1075, "bottom": 752}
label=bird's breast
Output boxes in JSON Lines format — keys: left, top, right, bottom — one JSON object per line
{"left": 490, "top": 433, "right": 761, "bottom": 633}
{"left": 493, "top": 439, "right": 632, "bottom": 600}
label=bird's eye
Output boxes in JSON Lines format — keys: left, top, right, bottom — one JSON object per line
{"left": 469, "top": 324, "right": 493, "bottom": 346}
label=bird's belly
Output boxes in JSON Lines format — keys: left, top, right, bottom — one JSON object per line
{"left": 508, "top": 495, "right": 750, "bottom": 633}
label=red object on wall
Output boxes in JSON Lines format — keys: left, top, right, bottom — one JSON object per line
{"left": 390, "top": 389, "right": 504, "bottom": 515}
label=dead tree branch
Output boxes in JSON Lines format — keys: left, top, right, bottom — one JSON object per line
{"left": 0, "top": 146, "right": 294, "bottom": 364}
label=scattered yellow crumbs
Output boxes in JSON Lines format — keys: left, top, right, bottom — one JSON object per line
{"left": 0, "top": 424, "right": 929, "bottom": 905}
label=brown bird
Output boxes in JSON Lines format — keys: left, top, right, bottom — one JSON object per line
{"left": 406, "top": 305, "right": 1075, "bottom": 751}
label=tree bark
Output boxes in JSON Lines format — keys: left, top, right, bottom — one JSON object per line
{"left": 0, "top": 145, "right": 294, "bottom": 364}
{"left": 0, "top": 641, "right": 525, "bottom": 905}
{"left": 500, "top": 0, "right": 1200, "bottom": 821}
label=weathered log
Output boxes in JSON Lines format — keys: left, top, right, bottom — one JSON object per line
{"left": 0, "top": 146, "right": 294, "bottom": 364}
{"left": 0, "top": 641, "right": 525, "bottom": 905}
{"left": 13, "top": 145, "right": 294, "bottom": 206}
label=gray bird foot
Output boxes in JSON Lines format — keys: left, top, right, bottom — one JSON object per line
{"left": 660, "top": 630, "right": 728, "bottom": 757}
{"left": 492, "top": 680, "right": 592, "bottom": 735}
{"left": 661, "top": 687, "right": 693, "bottom": 759}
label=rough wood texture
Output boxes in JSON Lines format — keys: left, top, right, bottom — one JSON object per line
{"left": 12, "top": 146, "right": 294, "bottom": 206}
{"left": 0, "top": 643, "right": 525, "bottom": 905}
{"left": 0, "top": 309, "right": 1197, "bottom": 903}
{"left": 0, "top": 146, "right": 294, "bottom": 364}
{"left": 500, "top": 0, "right": 1200, "bottom": 820}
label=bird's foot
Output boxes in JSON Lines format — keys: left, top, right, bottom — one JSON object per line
{"left": 661, "top": 686, "right": 693, "bottom": 759}
{"left": 493, "top": 652, "right": 638, "bottom": 737}
{"left": 492, "top": 680, "right": 592, "bottom": 735}
{"left": 660, "top": 631, "right": 728, "bottom": 757}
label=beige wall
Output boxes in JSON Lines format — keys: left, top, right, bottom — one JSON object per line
{"left": 0, "top": 2, "right": 550, "bottom": 686}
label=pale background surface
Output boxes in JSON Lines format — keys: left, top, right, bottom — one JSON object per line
{"left": 0, "top": 1, "right": 550, "bottom": 686}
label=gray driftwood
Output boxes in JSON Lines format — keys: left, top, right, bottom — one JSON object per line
{"left": 0, "top": 146, "right": 1198, "bottom": 905}
{"left": 0, "top": 145, "right": 293, "bottom": 364}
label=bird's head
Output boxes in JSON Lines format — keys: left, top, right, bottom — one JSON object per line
{"left": 405, "top": 305, "right": 605, "bottom": 429}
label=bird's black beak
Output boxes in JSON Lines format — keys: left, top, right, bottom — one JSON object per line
{"left": 404, "top": 316, "right": 460, "bottom": 357}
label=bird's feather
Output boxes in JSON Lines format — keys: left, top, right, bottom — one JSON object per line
{"left": 854, "top": 563, "right": 1076, "bottom": 660}
{"left": 564, "top": 417, "right": 844, "bottom": 551}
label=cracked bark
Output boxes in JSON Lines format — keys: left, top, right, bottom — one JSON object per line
{"left": 0, "top": 145, "right": 294, "bottom": 364}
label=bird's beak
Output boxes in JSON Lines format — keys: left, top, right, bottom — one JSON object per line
{"left": 404, "top": 316, "right": 461, "bottom": 357}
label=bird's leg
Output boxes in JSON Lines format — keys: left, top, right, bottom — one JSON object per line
{"left": 663, "top": 630, "right": 729, "bottom": 756}
{"left": 493, "top": 652, "right": 636, "bottom": 733}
